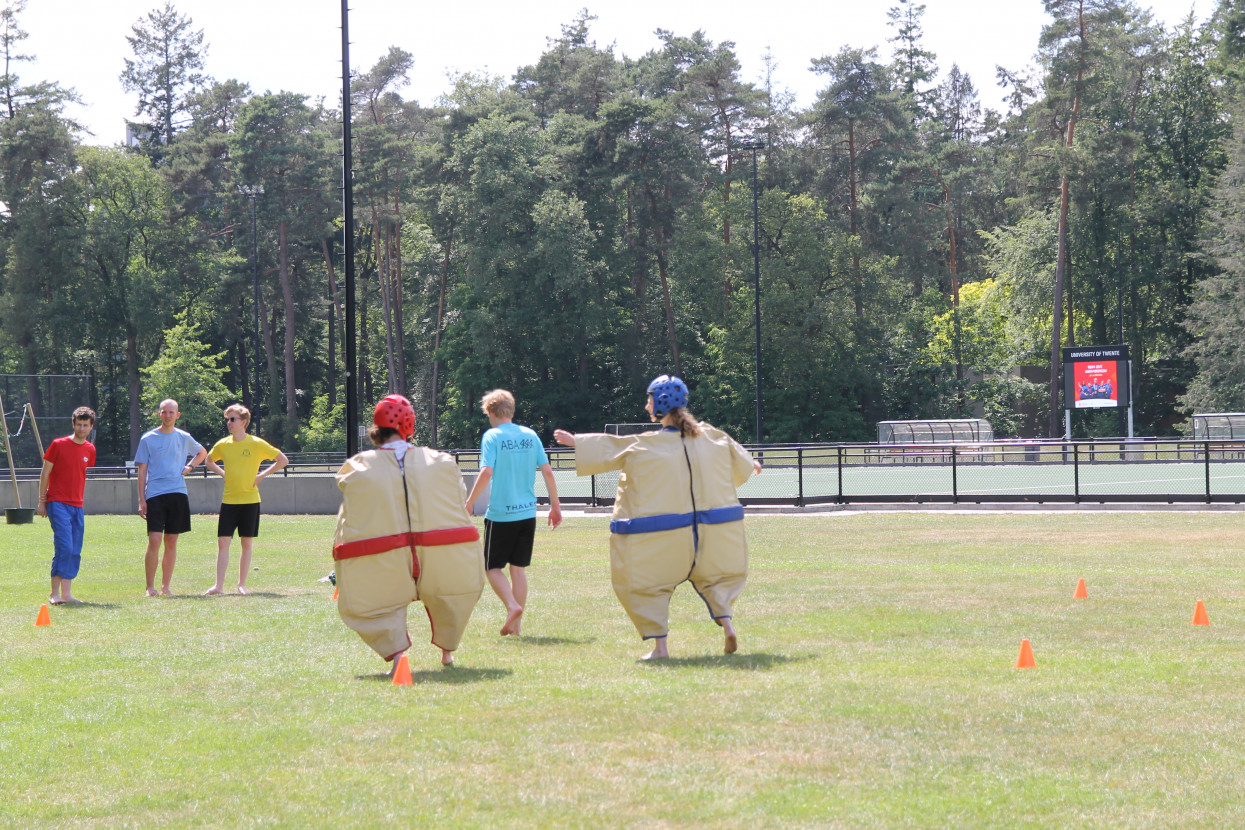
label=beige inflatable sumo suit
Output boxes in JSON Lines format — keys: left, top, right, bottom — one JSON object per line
{"left": 333, "top": 446, "right": 485, "bottom": 661}
{"left": 574, "top": 425, "right": 755, "bottom": 640}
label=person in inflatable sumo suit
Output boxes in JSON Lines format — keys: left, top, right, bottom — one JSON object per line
{"left": 333, "top": 394, "right": 485, "bottom": 668}
{"left": 553, "top": 375, "right": 761, "bottom": 659}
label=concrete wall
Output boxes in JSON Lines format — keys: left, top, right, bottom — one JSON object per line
{"left": 4, "top": 472, "right": 486, "bottom": 516}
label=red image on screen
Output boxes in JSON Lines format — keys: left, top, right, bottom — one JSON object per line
{"left": 1073, "top": 361, "right": 1119, "bottom": 409}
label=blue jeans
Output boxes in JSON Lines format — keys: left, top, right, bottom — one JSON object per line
{"left": 47, "top": 501, "right": 85, "bottom": 580}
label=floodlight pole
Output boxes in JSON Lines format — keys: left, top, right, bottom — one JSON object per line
{"left": 1120, "top": 233, "right": 1130, "bottom": 438}
{"left": 237, "top": 184, "right": 263, "bottom": 418}
{"left": 740, "top": 140, "right": 765, "bottom": 444}
{"left": 341, "top": 0, "right": 359, "bottom": 456}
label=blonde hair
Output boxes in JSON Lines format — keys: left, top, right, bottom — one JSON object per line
{"left": 665, "top": 407, "right": 702, "bottom": 438}
{"left": 224, "top": 404, "right": 251, "bottom": 426}
{"left": 481, "top": 389, "right": 515, "bottom": 419}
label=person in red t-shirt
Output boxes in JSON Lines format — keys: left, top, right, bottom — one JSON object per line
{"left": 37, "top": 406, "right": 97, "bottom": 605}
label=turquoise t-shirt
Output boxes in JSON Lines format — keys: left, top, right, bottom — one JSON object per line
{"left": 480, "top": 422, "right": 548, "bottom": 522}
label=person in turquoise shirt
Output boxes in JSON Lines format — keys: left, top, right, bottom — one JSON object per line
{"left": 464, "top": 389, "right": 561, "bottom": 637}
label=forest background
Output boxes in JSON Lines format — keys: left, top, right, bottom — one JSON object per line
{"left": 2, "top": 0, "right": 1245, "bottom": 463}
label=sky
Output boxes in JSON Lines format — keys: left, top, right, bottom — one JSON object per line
{"left": 14, "top": 0, "right": 1220, "bottom": 146}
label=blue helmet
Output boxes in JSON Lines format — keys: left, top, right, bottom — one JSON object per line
{"left": 647, "top": 374, "right": 689, "bottom": 417}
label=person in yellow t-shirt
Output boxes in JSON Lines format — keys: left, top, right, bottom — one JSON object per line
{"left": 203, "top": 404, "right": 288, "bottom": 595}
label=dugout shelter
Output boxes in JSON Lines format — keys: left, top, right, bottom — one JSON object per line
{"left": 1192, "top": 413, "right": 1245, "bottom": 441}
{"left": 876, "top": 418, "right": 993, "bottom": 444}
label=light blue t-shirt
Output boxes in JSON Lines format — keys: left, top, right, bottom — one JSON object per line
{"left": 134, "top": 427, "right": 204, "bottom": 498}
{"left": 480, "top": 422, "right": 548, "bottom": 522}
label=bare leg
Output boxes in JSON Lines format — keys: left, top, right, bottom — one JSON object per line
{"left": 486, "top": 568, "right": 523, "bottom": 636}
{"left": 145, "top": 532, "right": 163, "bottom": 595}
{"left": 60, "top": 578, "right": 77, "bottom": 603}
{"left": 237, "top": 536, "right": 254, "bottom": 594}
{"left": 205, "top": 536, "right": 231, "bottom": 594}
{"left": 441, "top": 647, "right": 454, "bottom": 666}
{"left": 508, "top": 565, "right": 527, "bottom": 635}
{"left": 510, "top": 565, "right": 528, "bottom": 607}
{"left": 160, "top": 534, "right": 179, "bottom": 595}
{"left": 388, "top": 649, "right": 407, "bottom": 676}
{"left": 643, "top": 635, "right": 669, "bottom": 660}
{"left": 721, "top": 617, "right": 738, "bottom": 654}
{"left": 50, "top": 576, "right": 63, "bottom": 604}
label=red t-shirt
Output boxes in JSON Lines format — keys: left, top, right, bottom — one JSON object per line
{"left": 43, "top": 436, "right": 96, "bottom": 507}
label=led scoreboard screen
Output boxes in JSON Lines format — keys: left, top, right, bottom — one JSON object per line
{"left": 1063, "top": 345, "right": 1130, "bottom": 410}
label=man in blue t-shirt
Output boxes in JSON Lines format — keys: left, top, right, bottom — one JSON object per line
{"left": 464, "top": 389, "right": 562, "bottom": 636}
{"left": 135, "top": 398, "right": 207, "bottom": 596}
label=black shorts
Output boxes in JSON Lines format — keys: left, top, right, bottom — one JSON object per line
{"left": 483, "top": 517, "right": 537, "bottom": 570}
{"left": 218, "top": 502, "right": 261, "bottom": 538}
{"left": 146, "top": 492, "right": 192, "bottom": 535}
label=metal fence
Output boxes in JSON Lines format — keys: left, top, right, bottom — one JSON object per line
{"left": 10, "top": 439, "right": 1245, "bottom": 506}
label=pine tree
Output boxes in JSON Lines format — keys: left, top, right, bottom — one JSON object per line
{"left": 119, "top": 2, "right": 208, "bottom": 159}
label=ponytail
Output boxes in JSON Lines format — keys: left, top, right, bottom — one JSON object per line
{"left": 666, "top": 407, "right": 702, "bottom": 438}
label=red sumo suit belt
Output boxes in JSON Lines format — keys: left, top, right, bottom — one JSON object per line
{"left": 333, "top": 526, "right": 480, "bottom": 578}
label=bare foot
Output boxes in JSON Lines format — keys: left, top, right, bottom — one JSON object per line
{"left": 160, "top": 587, "right": 173, "bottom": 597}
{"left": 722, "top": 619, "right": 738, "bottom": 654}
{"left": 203, "top": 586, "right": 222, "bottom": 596}
{"left": 501, "top": 606, "right": 523, "bottom": 636}
{"left": 48, "top": 595, "right": 64, "bottom": 605}
{"left": 62, "top": 595, "right": 81, "bottom": 604}
{"left": 145, "top": 588, "right": 159, "bottom": 597}
{"left": 237, "top": 586, "right": 250, "bottom": 596}
{"left": 642, "top": 638, "right": 669, "bottom": 660}
{"left": 441, "top": 648, "right": 454, "bottom": 666}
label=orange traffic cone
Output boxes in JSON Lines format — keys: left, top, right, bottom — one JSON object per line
{"left": 1073, "top": 578, "right": 1088, "bottom": 599}
{"left": 331, "top": 586, "right": 338, "bottom": 601}
{"left": 34, "top": 603, "right": 51, "bottom": 627}
{"left": 391, "top": 653, "right": 412, "bottom": 686}
{"left": 1192, "top": 599, "right": 1210, "bottom": 626}
{"left": 1015, "top": 638, "right": 1036, "bottom": 669}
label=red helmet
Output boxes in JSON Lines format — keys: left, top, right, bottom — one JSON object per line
{"left": 373, "top": 394, "right": 415, "bottom": 439}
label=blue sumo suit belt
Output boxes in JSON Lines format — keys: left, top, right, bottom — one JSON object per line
{"left": 609, "top": 505, "right": 744, "bottom": 535}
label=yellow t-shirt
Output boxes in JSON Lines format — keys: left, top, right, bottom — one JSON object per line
{"left": 209, "top": 434, "right": 281, "bottom": 504}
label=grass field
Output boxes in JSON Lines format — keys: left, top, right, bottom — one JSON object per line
{"left": 5, "top": 512, "right": 1245, "bottom": 827}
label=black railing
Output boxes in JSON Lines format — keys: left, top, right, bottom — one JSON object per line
{"left": 536, "top": 438, "right": 1245, "bottom": 507}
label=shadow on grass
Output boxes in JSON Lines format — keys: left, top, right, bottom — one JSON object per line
{"left": 356, "top": 666, "right": 513, "bottom": 685}
{"left": 164, "top": 591, "right": 287, "bottom": 600}
{"left": 637, "top": 652, "right": 801, "bottom": 671}
{"left": 54, "top": 601, "right": 122, "bottom": 610}
{"left": 511, "top": 635, "right": 597, "bottom": 646}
